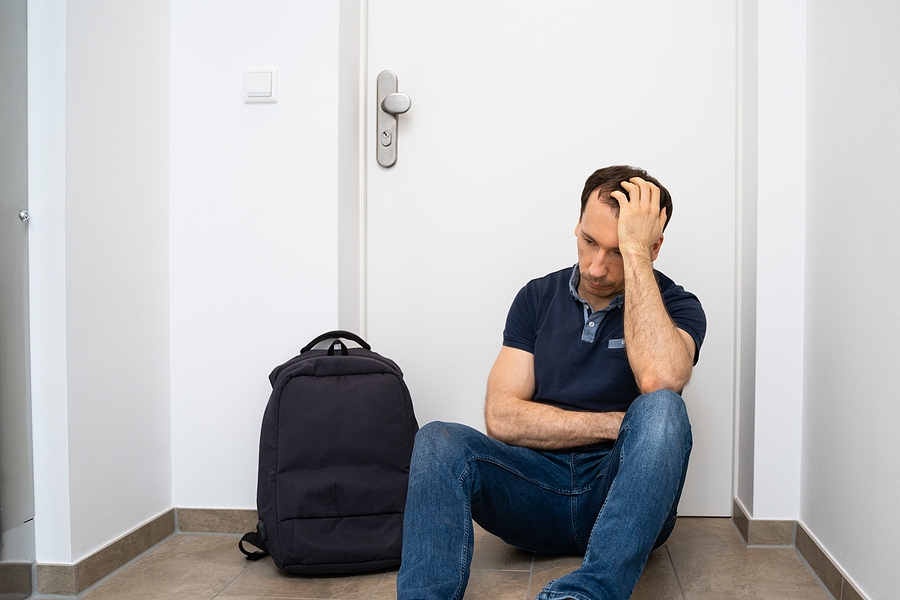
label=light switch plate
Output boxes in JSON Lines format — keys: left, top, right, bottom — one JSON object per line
{"left": 244, "top": 67, "right": 278, "bottom": 103}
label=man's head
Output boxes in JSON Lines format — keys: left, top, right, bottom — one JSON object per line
{"left": 579, "top": 165, "right": 672, "bottom": 231}
{"left": 574, "top": 165, "right": 670, "bottom": 310}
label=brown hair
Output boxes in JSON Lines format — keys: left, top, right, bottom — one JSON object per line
{"left": 580, "top": 165, "right": 673, "bottom": 230}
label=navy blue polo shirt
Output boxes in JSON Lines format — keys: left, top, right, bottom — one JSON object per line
{"left": 502, "top": 265, "right": 706, "bottom": 414}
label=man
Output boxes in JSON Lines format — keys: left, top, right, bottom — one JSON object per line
{"left": 397, "top": 166, "right": 707, "bottom": 600}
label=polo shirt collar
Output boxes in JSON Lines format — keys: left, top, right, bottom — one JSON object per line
{"left": 568, "top": 264, "right": 624, "bottom": 343}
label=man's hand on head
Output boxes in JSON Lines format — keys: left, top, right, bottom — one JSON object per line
{"left": 609, "top": 177, "right": 666, "bottom": 258}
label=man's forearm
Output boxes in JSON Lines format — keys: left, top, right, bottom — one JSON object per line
{"left": 621, "top": 251, "right": 694, "bottom": 393}
{"left": 485, "top": 391, "right": 624, "bottom": 450}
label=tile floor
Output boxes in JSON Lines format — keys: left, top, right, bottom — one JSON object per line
{"left": 69, "top": 518, "right": 830, "bottom": 600}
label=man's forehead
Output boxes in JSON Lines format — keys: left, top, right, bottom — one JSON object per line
{"left": 580, "top": 198, "right": 619, "bottom": 242}
{"left": 585, "top": 191, "right": 619, "bottom": 218}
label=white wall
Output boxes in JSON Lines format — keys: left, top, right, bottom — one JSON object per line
{"left": 735, "top": 0, "right": 759, "bottom": 513}
{"left": 29, "top": 0, "right": 173, "bottom": 562}
{"left": 802, "top": 1, "right": 900, "bottom": 598}
{"left": 337, "top": 0, "right": 364, "bottom": 333}
{"left": 734, "top": 0, "right": 806, "bottom": 521}
{"left": 169, "top": 0, "right": 340, "bottom": 508}
{"left": 27, "top": 0, "right": 71, "bottom": 564}
{"left": 64, "top": 0, "right": 172, "bottom": 560}
{"left": 28, "top": 0, "right": 343, "bottom": 562}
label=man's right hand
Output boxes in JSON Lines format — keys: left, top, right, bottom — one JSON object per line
{"left": 484, "top": 346, "right": 625, "bottom": 450}
{"left": 610, "top": 177, "right": 667, "bottom": 258}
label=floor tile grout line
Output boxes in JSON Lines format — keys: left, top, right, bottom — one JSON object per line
{"left": 365, "top": 571, "right": 388, "bottom": 600}
{"left": 525, "top": 553, "right": 535, "bottom": 599}
{"left": 211, "top": 545, "right": 258, "bottom": 600}
{"left": 664, "top": 545, "right": 687, "bottom": 600}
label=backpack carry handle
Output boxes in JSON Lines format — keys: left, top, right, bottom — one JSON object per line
{"left": 327, "top": 340, "right": 349, "bottom": 356}
{"left": 300, "top": 330, "right": 371, "bottom": 353}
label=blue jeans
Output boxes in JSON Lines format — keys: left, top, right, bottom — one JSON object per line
{"left": 396, "top": 390, "right": 692, "bottom": 600}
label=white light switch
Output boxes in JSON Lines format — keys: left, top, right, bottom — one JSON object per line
{"left": 244, "top": 67, "right": 278, "bottom": 103}
{"left": 247, "top": 72, "right": 271, "bottom": 96}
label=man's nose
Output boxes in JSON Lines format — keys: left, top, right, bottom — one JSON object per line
{"left": 589, "top": 253, "right": 608, "bottom": 277}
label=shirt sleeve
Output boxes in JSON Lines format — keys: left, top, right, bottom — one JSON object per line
{"left": 502, "top": 283, "right": 537, "bottom": 354}
{"left": 663, "top": 286, "right": 707, "bottom": 365}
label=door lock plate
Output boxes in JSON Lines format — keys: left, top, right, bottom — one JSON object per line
{"left": 376, "top": 71, "right": 411, "bottom": 167}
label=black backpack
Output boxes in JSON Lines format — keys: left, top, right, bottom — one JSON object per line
{"left": 240, "top": 330, "right": 419, "bottom": 574}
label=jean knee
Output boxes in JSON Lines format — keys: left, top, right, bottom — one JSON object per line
{"left": 411, "top": 421, "right": 479, "bottom": 469}
{"left": 625, "top": 390, "right": 692, "bottom": 446}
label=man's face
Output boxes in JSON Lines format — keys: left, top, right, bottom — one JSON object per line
{"left": 575, "top": 189, "right": 664, "bottom": 310}
{"left": 575, "top": 191, "right": 626, "bottom": 310}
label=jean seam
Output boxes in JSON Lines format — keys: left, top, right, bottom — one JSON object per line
{"left": 581, "top": 422, "right": 629, "bottom": 561}
{"left": 454, "top": 462, "right": 473, "bottom": 600}
{"left": 464, "top": 455, "right": 576, "bottom": 495}
{"left": 569, "top": 454, "right": 589, "bottom": 553}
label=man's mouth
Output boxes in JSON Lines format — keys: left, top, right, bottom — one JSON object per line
{"left": 582, "top": 274, "right": 614, "bottom": 290}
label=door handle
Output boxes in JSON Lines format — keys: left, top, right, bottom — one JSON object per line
{"left": 382, "top": 92, "right": 411, "bottom": 115}
{"left": 376, "top": 71, "right": 411, "bottom": 168}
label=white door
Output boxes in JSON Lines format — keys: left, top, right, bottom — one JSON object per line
{"left": 0, "top": 0, "right": 36, "bottom": 571}
{"left": 366, "top": 0, "right": 736, "bottom": 515}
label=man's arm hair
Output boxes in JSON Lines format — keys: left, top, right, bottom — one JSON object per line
{"left": 484, "top": 346, "right": 624, "bottom": 450}
{"left": 621, "top": 254, "right": 696, "bottom": 393}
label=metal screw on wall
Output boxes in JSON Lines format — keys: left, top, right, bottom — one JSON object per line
{"left": 18, "top": 209, "right": 29, "bottom": 222}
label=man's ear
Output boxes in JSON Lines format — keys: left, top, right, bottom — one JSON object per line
{"left": 650, "top": 235, "right": 664, "bottom": 261}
